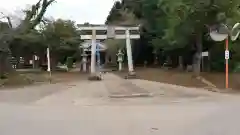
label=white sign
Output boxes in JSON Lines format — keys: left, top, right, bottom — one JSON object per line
{"left": 201, "top": 51, "right": 209, "bottom": 57}
{"left": 225, "top": 50, "right": 229, "bottom": 60}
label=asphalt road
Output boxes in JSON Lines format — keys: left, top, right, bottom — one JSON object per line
{"left": 0, "top": 96, "right": 239, "bottom": 135}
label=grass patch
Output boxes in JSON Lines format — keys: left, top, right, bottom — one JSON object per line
{"left": 0, "top": 73, "right": 35, "bottom": 88}
{"left": 114, "top": 67, "right": 240, "bottom": 91}
{"left": 0, "top": 71, "right": 88, "bottom": 89}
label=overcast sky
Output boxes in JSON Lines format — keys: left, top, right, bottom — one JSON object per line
{"left": 0, "top": 0, "right": 117, "bottom": 24}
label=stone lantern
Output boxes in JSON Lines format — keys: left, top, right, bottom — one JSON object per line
{"left": 116, "top": 50, "right": 124, "bottom": 71}
{"left": 81, "top": 51, "right": 88, "bottom": 72}
{"left": 79, "top": 44, "right": 89, "bottom": 72}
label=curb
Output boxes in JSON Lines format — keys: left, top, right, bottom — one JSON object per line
{"left": 109, "top": 93, "right": 153, "bottom": 98}
{"left": 203, "top": 87, "right": 220, "bottom": 92}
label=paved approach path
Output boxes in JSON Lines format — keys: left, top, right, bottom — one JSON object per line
{"left": 0, "top": 73, "right": 240, "bottom": 135}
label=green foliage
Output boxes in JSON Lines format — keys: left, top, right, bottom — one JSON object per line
{"left": 0, "top": 22, "right": 10, "bottom": 32}
{"left": 233, "top": 62, "right": 240, "bottom": 73}
{"left": 9, "top": 18, "right": 81, "bottom": 69}
{"left": 106, "top": 1, "right": 123, "bottom": 23}
{"left": 42, "top": 19, "right": 80, "bottom": 49}
{"left": 105, "top": 0, "right": 240, "bottom": 72}
{"left": 3, "top": 0, "right": 240, "bottom": 74}
{"left": 40, "top": 19, "right": 81, "bottom": 62}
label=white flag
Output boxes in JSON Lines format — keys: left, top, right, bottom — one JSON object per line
{"left": 47, "top": 48, "right": 51, "bottom": 72}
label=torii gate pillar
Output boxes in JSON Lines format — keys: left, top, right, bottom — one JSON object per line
{"left": 125, "top": 29, "right": 136, "bottom": 78}
{"left": 90, "top": 29, "right": 97, "bottom": 75}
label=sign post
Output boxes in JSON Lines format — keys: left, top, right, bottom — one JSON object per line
{"left": 225, "top": 38, "right": 229, "bottom": 89}
{"left": 210, "top": 23, "right": 240, "bottom": 89}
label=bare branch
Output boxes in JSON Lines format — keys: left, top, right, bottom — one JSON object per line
{"left": 23, "top": 0, "right": 42, "bottom": 22}
{"left": 0, "top": 12, "right": 13, "bottom": 29}
{"left": 16, "top": 0, "right": 55, "bottom": 34}
{"left": 29, "top": 0, "right": 55, "bottom": 30}
{"left": 6, "top": 17, "right": 12, "bottom": 28}
{"left": 0, "top": 12, "right": 7, "bottom": 20}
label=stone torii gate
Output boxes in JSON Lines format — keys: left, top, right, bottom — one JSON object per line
{"left": 78, "top": 25, "right": 140, "bottom": 79}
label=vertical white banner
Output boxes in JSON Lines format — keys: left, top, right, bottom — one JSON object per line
{"left": 47, "top": 48, "right": 51, "bottom": 72}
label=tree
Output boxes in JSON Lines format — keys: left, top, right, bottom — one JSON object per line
{"left": 0, "top": 0, "right": 55, "bottom": 78}
{"left": 160, "top": 0, "right": 240, "bottom": 76}
{"left": 105, "top": 0, "right": 240, "bottom": 73}
{"left": 41, "top": 19, "right": 81, "bottom": 67}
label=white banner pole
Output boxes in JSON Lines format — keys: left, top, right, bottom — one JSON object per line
{"left": 47, "top": 47, "right": 52, "bottom": 83}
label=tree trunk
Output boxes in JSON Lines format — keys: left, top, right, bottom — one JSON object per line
{"left": 0, "top": 52, "right": 6, "bottom": 78}
{"left": 154, "top": 54, "right": 158, "bottom": 65}
{"left": 0, "top": 51, "right": 13, "bottom": 78}
{"left": 192, "top": 33, "right": 202, "bottom": 77}
{"left": 178, "top": 56, "right": 184, "bottom": 70}
{"left": 16, "top": 56, "right": 20, "bottom": 69}
{"left": 50, "top": 52, "right": 58, "bottom": 70}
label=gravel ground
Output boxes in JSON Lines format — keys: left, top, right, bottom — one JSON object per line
{"left": 0, "top": 73, "right": 227, "bottom": 106}
{"left": 0, "top": 73, "right": 239, "bottom": 135}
